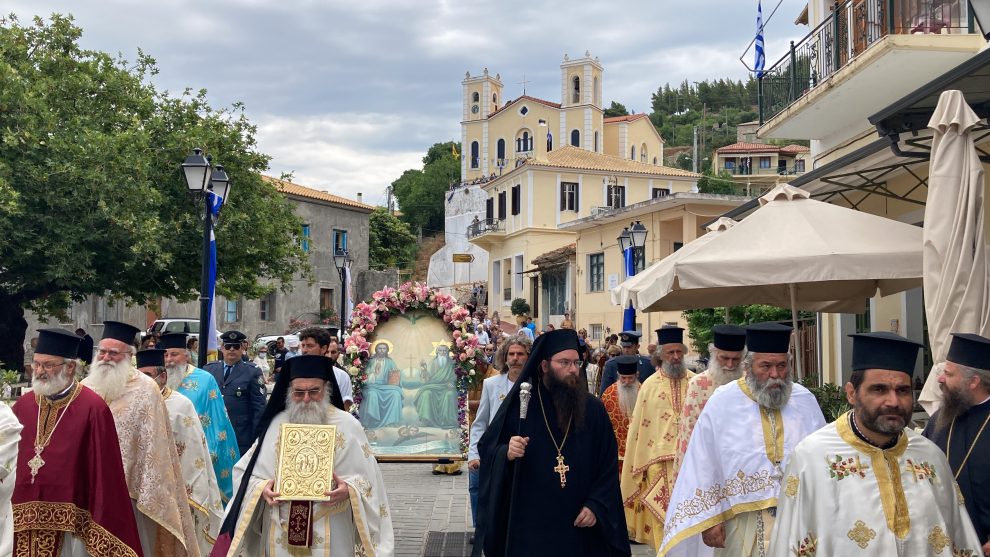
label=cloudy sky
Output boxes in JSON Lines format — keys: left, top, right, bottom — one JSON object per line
{"left": 11, "top": 0, "right": 809, "bottom": 206}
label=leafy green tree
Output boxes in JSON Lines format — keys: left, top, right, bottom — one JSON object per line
{"left": 390, "top": 141, "right": 460, "bottom": 234}
{"left": 368, "top": 207, "right": 417, "bottom": 270}
{"left": 0, "top": 14, "right": 309, "bottom": 371}
{"left": 603, "top": 101, "right": 629, "bottom": 118}
{"left": 682, "top": 306, "right": 808, "bottom": 357}
{"left": 697, "top": 169, "right": 739, "bottom": 195}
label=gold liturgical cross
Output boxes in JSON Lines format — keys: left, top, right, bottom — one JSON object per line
{"left": 28, "top": 446, "right": 45, "bottom": 484}
{"left": 554, "top": 454, "right": 569, "bottom": 488}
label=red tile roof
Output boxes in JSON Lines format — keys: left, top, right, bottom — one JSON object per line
{"left": 262, "top": 176, "right": 374, "bottom": 212}
{"left": 604, "top": 113, "right": 649, "bottom": 124}
{"left": 716, "top": 142, "right": 809, "bottom": 155}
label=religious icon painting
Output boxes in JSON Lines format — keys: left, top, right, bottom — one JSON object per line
{"left": 343, "top": 282, "right": 483, "bottom": 462}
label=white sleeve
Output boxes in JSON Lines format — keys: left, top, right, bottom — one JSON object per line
{"left": 469, "top": 380, "right": 493, "bottom": 461}
{"left": 334, "top": 367, "right": 353, "bottom": 402}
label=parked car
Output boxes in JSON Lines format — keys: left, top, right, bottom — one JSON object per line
{"left": 145, "top": 318, "right": 220, "bottom": 346}
{"left": 253, "top": 325, "right": 340, "bottom": 352}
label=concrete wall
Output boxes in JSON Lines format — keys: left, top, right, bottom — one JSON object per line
{"left": 427, "top": 185, "right": 490, "bottom": 288}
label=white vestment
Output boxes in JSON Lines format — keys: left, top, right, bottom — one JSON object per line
{"left": 164, "top": 388, "right": 224, "bottom": 555}
{"left": 0, "top": 403, "right": 22, "bottom": 556}
{"left": 659, "top": 379, "right": 826, "bottom": 557}
{"left": 224, "top": 407, "right": 394, "bottom": 556}
{"left": 769, "top": 413, "right": 982, "bottom": 556}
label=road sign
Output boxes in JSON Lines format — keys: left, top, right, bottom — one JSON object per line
{"left": 452, "top": 253, "right": 475, "bottom": 263}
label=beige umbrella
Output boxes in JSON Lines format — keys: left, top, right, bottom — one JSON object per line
{"left": 631, "top": 183, "right": 925, "bottom": 376}
{"left": 917, "top": 90, "right": 990, "bottom": 415}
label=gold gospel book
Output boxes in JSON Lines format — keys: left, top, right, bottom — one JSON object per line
{"left": 274, "top": 423, "right": 338, "bottom": 501}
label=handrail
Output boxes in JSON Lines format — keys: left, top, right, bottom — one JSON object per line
{"left": 467, "top": 218, "right": 504, "bottom": 238}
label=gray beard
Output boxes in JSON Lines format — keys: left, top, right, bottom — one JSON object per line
{"left": 708, "top": 360, "right": 742, "bottom": 386}
{"left": 165, "top": 364, "right": 187, "bottom": 390}
{"left": 746, "top": 373, "right": 792, "bottom": 410}
{"left": 285, "top": 393, "right": 332, "bottom": 425}
{"left": 662, "top": 360, "right": 686, "bottom": 379}
{"left": 83, "top": 359, "right": 132, "bottom": 403}
{"left": 32, "top": 371, "right": 73, "bottom": 398}
{"left": 617, "top": 382, "right": 640, "bottom": 417}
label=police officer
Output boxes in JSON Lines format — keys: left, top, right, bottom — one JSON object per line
{"left": 597, "top": 330, "right": 657, "bottom": 396}
{"left": 203, "top": 330, "right": 267, "bottom": 455}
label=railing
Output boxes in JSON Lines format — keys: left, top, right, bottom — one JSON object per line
{"left": 467, "top": 218, "right": 504, "bottom": 239}
{"left": 759, "top": 0, "right": 972, "bottom": 124}
{"left": 723, "top": 165, "right": 807, "bottom": 176}
{"left": 590, "top": 206, "right": 616, "bottom": 218}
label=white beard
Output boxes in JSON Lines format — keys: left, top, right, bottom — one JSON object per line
{"left": 708, "top": 359, "right": 742, "bottom": 386}
{"left": 285, "top": 392, "right": 332, "bottom": 425}
{"left": 662, "top": 360, "right": 686, "bottom": 379}
{"left": 32, "top": 370, "right": 73, "bottom": 398}
{"left": 83, "top": 359, "right": 133, "bottom": 403}
{"left": 165, "top": 364, "right": 187, "bottom": 390}
{"left": 617, "top": 382, "right": 640, "bottom": 418}
{"left": 746, "top": 373, "right": 793, "bottom": 410}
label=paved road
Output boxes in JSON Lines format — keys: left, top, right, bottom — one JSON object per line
{"left": 380, "top": 462, "right": 655, "bottom": 556}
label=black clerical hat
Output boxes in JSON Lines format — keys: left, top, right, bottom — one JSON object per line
{"left": 136, "top": 349, "right": 166, "bottom": 369}
{"left": 36, "top": 328, "right": 83, "bottom": 359}
{"left": 656, "top": 326, "right": 684, "bottom": 346}
{"left": 540, "top": 328, "right": 581, "bottom": 356}
{"left": 712, "top": 324, "right": 746, "bottom": 352}
{"left": 745, "top": 322, "right": 792, "bottom": 353}
{"left": 615, "top": 355, "right": 639, "bottom": 375}
{"left": 286, "top": 355, "right": 334, "bottom": 381}
{"left": 618, "top": 331, "right": 642, "bottom": 347}
{"left": 102, "top": 321, "right": 141, "bottom": 345}
{"left": 158, "top": 333, "right": 189, "bottom": 350}
{"left": 849, "top": 332, "right": 922, "bottom": 374}
{"left": 326, "top": 327, "right": 340, "bottom": 340}
{"left": 947, "top": 333, "right": 990, "bottom": 369}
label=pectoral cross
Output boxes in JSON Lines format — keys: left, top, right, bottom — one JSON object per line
{"left": 554, "top": 454, "right": 569, "bottom": 488}
{"left": 28, "top": 446, "right": 45, "bottom": 484}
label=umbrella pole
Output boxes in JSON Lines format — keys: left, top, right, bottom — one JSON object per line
{"left": 788, "top": 283, "right": 804, "bottom": 380}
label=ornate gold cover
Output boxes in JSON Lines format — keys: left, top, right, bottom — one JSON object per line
{"left": 274, "top": 423, "right": 337, "bottom": 501}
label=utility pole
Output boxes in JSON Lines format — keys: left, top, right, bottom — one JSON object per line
{"left": 692, "top": 126, "right": 699, "bottom": 174}
{"left": 386, "top": 185, "right": 394, "bottom": 215}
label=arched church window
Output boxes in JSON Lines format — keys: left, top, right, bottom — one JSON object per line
{"left": 570, "top": 129, "right": 580, "bottom": 147}
{"left": 572, "top": 76, "right": 580, "bottom": 104}
{"left": 472, "top": 92, "right": 480, "bottom": 102}
{"left": 471, "top": 141, "right": 479, "bottom": 169}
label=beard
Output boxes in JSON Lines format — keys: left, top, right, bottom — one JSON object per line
{"left": 285, "top": 391, "right": 332, "bottom": 425}
{"left": 545, "top": 368, "right": 586, "bottom": 431}
{"left": 661, "top": 360, "right": 686, "bottom": 379}
{"left": 746, "top": 372, "right": 792, "bottom": 410}
{"left": 83, "top": 358, "right": 133, "bottom": 402}
{"left": 617, "top": 381, "right": 640, "bottom": 418}
{"left": 165, "top": 364, "right": 187, "bottom": 390}
{"left": 32, "top": 368, "right": 74, "bottom": 398}
{"left": 708, "top": 358, "right": 742, "bottom": 386}
{"left": 935, "top": 383, "right": 974, "bottom": 432}
{"left": 856, "top": 398, "right": 912, "bottom": 435}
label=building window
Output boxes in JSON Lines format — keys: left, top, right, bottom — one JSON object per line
{"left": 546, "top": 131, "right": 553, "bottom": 152}
{"left": 570, "top": 129, "right": 580, "bottom": 147}
{"left": 594, "top": 131, "right": 599, "bottom": 152}
{"left": 560, "top": 182, "right": 578, "bottom": 211}
{"left": 259, "top": 293, "right": 275, "bottom": 321}
{"left": 590, "top": 323, "right": 603, "bottom": 340}
{"left": 760, "top": 156, "right": 771, "bottom": 169}
{"left": 503, "top": 259, "right": 512, "bottom": 301}
{"left": 498, "top": 191, "right": 507, "bottom": 220}
{"left": 320, "top": 288, "right": 333, "bottom": 314}
{"left": 594, "top": 76, "right": 600, "bottom": 106}
{"left": 471, "top": 141, "right": 480, "bottom": 169}
{"left": 513, "top": 255, "right": 524, "bottom": 293}
{"left": 225, "top": 299, "right": 241, "bottom": 323}
{"left": 333, "top": 229, "right": 348, "bottom": 252}
{"left": 674, "top": 241, "right": 684, "bottom": 251}
{"left": 472, "top": 91, "right": 480, "bottom": 102}
{"left": 572, "top": 76, "right": 580, "bottom": 103}
{"left": 516, "top": 130, "right": 533, "bottom": 153}
{"left": 493, "top": 93, "right": 498, "bottom": 105}
{"left": 497, "top": 138, "right": 505, "bottom": 161}
{"left": 588, "top": 253, "right": 604, "bottom": 291}
{"left": 724, "top": 159, "right": 736, "bottom": 170}
{"left": 653, "top": 156, "right": 658, "bottom": 165}
{"left": 607, "top": 185, "right": 626, "bottom": 209}
{"left": 652, "top": 188, "right": 671, "bottom": 199}
{"left": 631, "top": 145, "right": 636, "bottom": 160}
{"left": 492, "top": 261, "right": 501, "bottom": 303}
{"left": 519, "top": 105, "right": 529, "bottom": 116}
{"left": 641, "top": 144, "right": 648, "bottom": 163}
{"left": 300, "top": 224, "right": 311, "bottom": 253}
{"left": 511, "top": 185, "right": 521, "bottom": 216}
{"left": 795, "top": 159, "right": 806, "bottom": 172}
{"left": 486, "top": 197, "right": 494, "bottom": 220}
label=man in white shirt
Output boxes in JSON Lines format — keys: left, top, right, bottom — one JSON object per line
{"left": 297, "top": 327, "right": 353, "bottom": 411}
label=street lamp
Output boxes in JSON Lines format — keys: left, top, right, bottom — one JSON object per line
{"left": 181, "top": 148, "right": 232, "bottom": 367}
{"left": 333, "top": 248, "right": 350, "bottom": 337}
{"left": 617, "top": 221, "right": 648, "bottom": 331}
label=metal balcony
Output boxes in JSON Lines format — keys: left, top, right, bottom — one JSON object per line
{"left": 467, "top": 218, "right": 504, "bottom": 239}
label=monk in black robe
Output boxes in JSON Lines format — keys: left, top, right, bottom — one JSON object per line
{"left": 923, "top": 332, "right": 990, "bottom": 551}
{"left": 473, "top": 329, "right": 630, "bottom": 557}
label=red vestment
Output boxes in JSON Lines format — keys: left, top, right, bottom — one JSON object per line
{"left": 601, "top": 384, "right": 630, "bottom": 461}
{"left": 11, "top": 385, "right": 142, "bottom": 557}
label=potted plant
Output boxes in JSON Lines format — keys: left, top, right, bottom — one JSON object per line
{"left": 0, "top": 369, "right": 21, "bottom": 400}
{"left": 510, "top": 298, "right": 531, "bottom": 326}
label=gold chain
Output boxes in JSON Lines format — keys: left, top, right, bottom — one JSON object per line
{"left": 536, "top": 385, "right": 571, "bottom": 454}
{"left": 35, "top": 382, "right": 82, "bottom": 448}
{"left": 946, "top": 411, "right": 990, "bottom": 480}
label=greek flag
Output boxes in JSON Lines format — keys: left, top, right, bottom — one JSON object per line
{"left": 206, "top": 191, "right": 223, "bottom": 353}
{"left": 755, "top": 0, "right": 766, "bottom": 78}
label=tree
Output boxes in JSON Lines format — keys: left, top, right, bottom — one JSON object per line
{"left": 697, "top": 169, "right": 739, "bottom": 195}
{"left": 603, "top": 101, "right": 629, "bottom": 118}
{"left": 368, "top": 207, "right": 417, "bottom": 270}
{"left": 0, "top": 15, "right": 309, "bottom": 371}
{"left": 390, "top": 141, "right": 460, "bottom": 235}
{"left": 682, "top": 306, "right": 808, "bottom": 357}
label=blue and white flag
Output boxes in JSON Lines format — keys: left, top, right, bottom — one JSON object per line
{"left": 206, "top": 191, "right": 224, "bottom": 353}
{"left": 755, "top": 0, "right": 766, "bottom": 78}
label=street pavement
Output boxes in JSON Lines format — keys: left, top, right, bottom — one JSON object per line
{"left": 380, "top": 462, "right": 656, "bottom": 556}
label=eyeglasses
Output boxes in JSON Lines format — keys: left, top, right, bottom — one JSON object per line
{"left": 223, "top": 343, "right": 241, "bottom": 350}
{"left": 31, "top": 360, "right": 68, "bottom": 372}
{"left": 550, "top": 358, "right": 584, "bottom": 369}
{"left": 291, "top": 387, "right": 324, "bottom": 400}
{"left": 95, "top": 347, "right": 130, "bottom": 358}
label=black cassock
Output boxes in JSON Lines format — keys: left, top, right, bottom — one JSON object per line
{"left": 474, "top": 382, "right": 630, "bottom": 557}
{"left": 923, "top": 398, "right": 990, "bottom": 544}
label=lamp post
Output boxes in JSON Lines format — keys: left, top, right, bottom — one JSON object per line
{"left": 181, "top": 148, "right": 231, "bottom": 367}
{"left": 618, "top": 220, "right": 648, "bottom": 331}
{"left": 333, "top": 248, "right": 350, "bottom": 338}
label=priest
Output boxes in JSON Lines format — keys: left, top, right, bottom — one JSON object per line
{"left": 923, "top": 332, "right": 990, "bottom": 552}
{"left": 620, "top": 326, "right": 693, "bottom": 549}
{"left": 160, "top": 332, "right": 241, "bottom": 502}
{"left": 770, "top": 332, "right": 981, "bottom": 556}
{"left": 12, "top": 328, "right": 142, "bottom": 556}
{"left": 675, "top": 324, "right": 746, "bottom": 469}
{"left": 138, "top": 349, "right": 223, "bottom": 555}
{"left": 659, "top": 322, "right": 825, "bottom": 557}
{"left": 600, "top": 355, "right": 640, "bottom": 471}
{"left": 213, "top": 355, "right": 393, "bottom": 556}
{"left": 82, "top": 321, "right": 199, "bottom": 557}
{"left": 0, "top": 401, "right": 19, "bottom": 555}
{"left": 473, "top": 328, "right": 630, "bottom": 556}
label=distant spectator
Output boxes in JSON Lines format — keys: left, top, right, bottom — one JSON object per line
{"left": 560, "top": 312, "right": 574, "bottom": 330}
{"left": 272, "top": 337, "right": 289, "bottom": 378}
{"left": 187, "top": 337, "right": 199, "bottom": 367}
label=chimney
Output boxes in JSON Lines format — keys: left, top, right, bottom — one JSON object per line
{"left": 357, "top": 193, "right": 363, "bottom": 203}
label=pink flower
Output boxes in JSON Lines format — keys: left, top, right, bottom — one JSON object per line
{"left": 353, "top": 358, "right": 362, "bottom": 366}
{"left": 452, "top": 331, "right": 461, "bottom": 338}
{"left": 366, "top": 323, "right": 375, "bottom": 332}
{"left": 459, "top": 353, "right": 468, "bottom": 361}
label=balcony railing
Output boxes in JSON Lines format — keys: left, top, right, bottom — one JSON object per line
{"left": 759, "top": 0, "right": 973, "bottom": 124}
{"left": 723, "top": 165, "right": 807, "bottom": 176}
{"left": 590, "top": 206, "right": 617, "bottom": 218}
{"left": 467, "top": 218, "right": 504, "bottom": 239}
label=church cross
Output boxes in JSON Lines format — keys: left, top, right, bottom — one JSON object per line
{"left": 519, "top": 74, "right": 531, "bottom": 96}
{"left": 554, "top": 454, "right": 569, "bottom": 488}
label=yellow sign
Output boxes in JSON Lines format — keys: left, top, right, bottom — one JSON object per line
{"left": 274, "top": 423, "right": 337, "bottom": 501}
{"left": 452, "top": 253, "right": 474, "bottom": 263}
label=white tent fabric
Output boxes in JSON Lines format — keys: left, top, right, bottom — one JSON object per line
{"left": 918, "top": 90, "right": 990, "bottom": 415}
